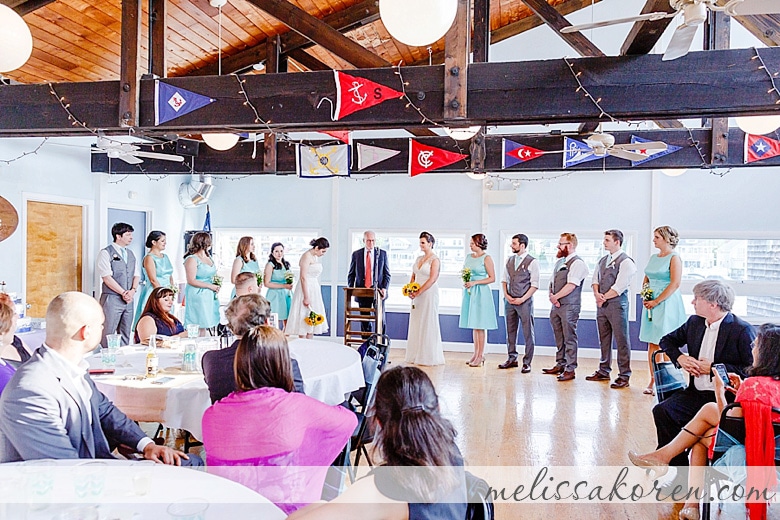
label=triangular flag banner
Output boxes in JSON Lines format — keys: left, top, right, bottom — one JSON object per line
{"left": 408, "top": 140, "right": 468, "bottom": 177}
{"left": 320, "top": 130, "right": 351, "bottom": 144}
{"left": 333, "top": 71, "right": 403, "bottom": 120}
{"left": 745, "top": 133, "right": 780, "bottom": 164}
{"left": 154, "top": 80, "right": 216, "bottom": 125}
{"left": 357, "top": 143, "right": 401, "bottom": 170}
{"left": 630, "top": 135, "right": 682, "bottom": 166}
{"left": 563, "top": 137, "right": 601, "bottom": 168}
{"left": 502, "top": 139, "right": 545, "bottom": 168}
{"left": 296, "top": 143, "right": 350, "bottom": 178}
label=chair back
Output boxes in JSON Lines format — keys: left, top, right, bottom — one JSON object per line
{"left": 711, "top": 402, "right": 780, "bottom": 465}
{"left": 352, "top": 345, "right": 383, "bottom": 412}
{"left": 653, "top": 349, "right": 688, "bottom": 402}
{"left": 465, "top": 471, "right": 494, "bottom": 520}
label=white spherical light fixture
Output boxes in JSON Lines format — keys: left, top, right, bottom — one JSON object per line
{"left": 466, "top": 170, "right": 487, "bottom": 180}
{"left": 445, "top": 126, "right": 482, "bottom": 141}
{"left": 0, "top": 4, "right": 33, "bottom": 73}
{"left": 379, "top": 0, "right": 458, "bottom": 47}
{"left": 660, "top": 168, "right": 686, "bottom": 177}
{"left": 735, "top": 115, "right": 780, "bottom": 136}
{"left": 202, "top": 133, "right": 239, "bottom": 151}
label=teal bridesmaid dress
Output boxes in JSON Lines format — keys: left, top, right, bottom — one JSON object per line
{"left": 184, "top": 256, "right": 220, "bottom": 329}
{"left": 265, "top": 264, "right": 292, "bottom": 320}
{"left": 639, "top": 252, "right": 687, "bottom": 344}
{"left": 459, "top": 254, "right": 498, "bottom": 330}
{"left": 230, "top": 257, "right": 261, "bottom": 299}
{"left": 134, "top": 253, "right": 174, "bottom": 327}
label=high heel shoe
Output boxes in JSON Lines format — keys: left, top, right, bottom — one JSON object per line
{"left": 679, "top": 506, "right": 700, "bottom": 520}
{"left": 468, "top": 357, "right": 485, "bottom": 367}
{"left": 627, "top": 450, "right": 669, "bottom": 478}
{"left": 643, "top": 384, "right": 655, "bottom": 396}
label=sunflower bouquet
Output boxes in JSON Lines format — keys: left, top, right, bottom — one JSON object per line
{"left": 641, "top": 283, "right": 654, "bottom": 321}
{"left": 402, "top": 282, "right": 421, "bottom": 309}
{"left": 212, "top": 274, "right": 223, "bottom": 300}
{"left": 461, "top": 267, "right": 472, "bottom": 295}
{"left": 304, "top": 309, "right": 325, "bottom": 328}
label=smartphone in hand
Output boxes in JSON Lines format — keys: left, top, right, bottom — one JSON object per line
{"left": 712, "top": 363, "right": 731, "bottom": 387}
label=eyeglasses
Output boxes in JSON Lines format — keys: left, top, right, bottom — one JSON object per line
{"left": 557, "top": 242, "right": 571, "bottom": 247}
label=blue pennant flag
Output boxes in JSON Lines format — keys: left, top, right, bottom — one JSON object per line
{"left": 630, "top": 135, "right": 682, "bottom": 166}
{"left": 155, "top": 80, "right": 216, "bottom": 125}
{"left": 203, "top": 206, "right": 211, "bottom": 232}
{"left": 563, "top": 137, "right": 601, "bottom": 168}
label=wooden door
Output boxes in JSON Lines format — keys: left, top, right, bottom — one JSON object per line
{"left": 26, "top": 201, "right": 83, "bottom": 317}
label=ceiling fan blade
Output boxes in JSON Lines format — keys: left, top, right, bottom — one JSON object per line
{"left": 662, "top": 23, "right": 700, "bottom": 61}
{"left": 612, "top": 141, "right": 668, "bottom": 151}
{"left": 608, "top": 149, "right": 649, "bottom": 162}
{"left": 723, "top": 0, "right": 780, "bottom": 15}
{"left": 117, "top": 154, "right": 144, "bottom": 165}
{"left": 132, "top": 151, "right": 185, "bottom": 163}
{"left": 560, "top": 11, "right": 676, "bottom": 33}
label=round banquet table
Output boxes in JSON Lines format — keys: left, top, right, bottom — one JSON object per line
{"left": 0, "top": 458, "right": 286, "bottom": 519}
{"left": 88, "top": 337, "right": 364, "bottom": 439}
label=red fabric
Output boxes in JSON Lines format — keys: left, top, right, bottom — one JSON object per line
{"left": 408, "top": 140, "right": 468, "bottom": 176}
{"left": 334, "top": 71, "right": 403, "bottom": 120}
{"left": 365, "top": 250, "right": 372, "bottom": 288}
{"left": 745, "top": 134, "right": 780, "bottom": 164}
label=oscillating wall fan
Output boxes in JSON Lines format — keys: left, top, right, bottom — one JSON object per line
{"left": 92, "top": 136, "right": 185, "bottom": 165}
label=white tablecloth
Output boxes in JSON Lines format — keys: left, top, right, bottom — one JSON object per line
{"left": 0, "top": 458, "right": 287, "bottom": 519}
{"left": 88, "top": 338, "right": 364, "bottom": 439}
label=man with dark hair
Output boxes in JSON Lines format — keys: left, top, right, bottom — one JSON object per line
{"left": 587, "top": 229, "right": 636, "bottom": 389}
{"left": 653, "top": 279, "right": 754, "bottom": 466}
{"left": 96, "top": 222, "right": 139, "bottom": 348}
{"left": 499, "top": 233, "right": 539, "bottom": 372}
{"left": 202, "top": 294, "right": 304, "bottom": 403}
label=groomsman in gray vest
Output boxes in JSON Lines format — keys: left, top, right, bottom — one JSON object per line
{"left": 542, "top": 233, "right": 589, "bottom": 381}
{"left": 587, "top": 229, "right": 637, "bottom": 389}
{"left": 96, "top": 223, "right": 140, "bottom": 348}
{"left": 499, "top": 233, "right": 539, "bottom": 372}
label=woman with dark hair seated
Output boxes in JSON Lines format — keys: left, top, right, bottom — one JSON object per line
{"left": 629, "top": 323, "right": 780, "bottom": 520}
{"left": 0, "top": 294, "right": 31, "bottom": 363}
{"left": 134, "top": 286, "right": 185, "bottom": 344}
{"left": 288, "top": 365, "right": 468, "bottom": 520}
{"left": 202, "top": 326, "right": 356, "bottom": 514}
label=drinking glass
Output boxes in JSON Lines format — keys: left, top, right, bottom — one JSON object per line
{"left": 101, "top": 346, "right": 118, "bottom": 369}
{"left": 167, "top": 498, "right": 208, "bottom": 520}
{"left": 186, "top": 324, "right": 199, "bottom": 339}
{"left": 73, "top": 461, "right": 106, "bottom": 498}
{"left": 182, "top": 343, "right": 198, "bottom": 372}
{"left": 132, "top": 471, "right": 152, "bottom": 496}
{"left": 107, "top": 333, "right": 121, "bottom": 348}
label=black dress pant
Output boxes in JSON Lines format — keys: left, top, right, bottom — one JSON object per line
{"left": 652, "top": 386, "right": 715, "bottom": 467}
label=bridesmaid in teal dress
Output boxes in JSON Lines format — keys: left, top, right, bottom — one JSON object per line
{"left": 184, "top": 232, "right": 221, "bottom": 331}
{"left": 263, "top": 242, "right": 293, "bottom": 328}
{"left": 460, "top": 233, "right": 498, "bottom": 367}
{"left": 230, "top": 236, "right": 261, "bottom": 299}
{"left": 639, "top": 226, "right": 687, "bottom": 395}
{"left": 134, "top": 231, "right": 174, "bottom": 329}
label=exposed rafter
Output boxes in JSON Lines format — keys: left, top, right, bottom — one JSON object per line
{"left": 733, "top": 13, "right": 780, "bottom": 47}
{"left": 522, "top": 0, "right": 605, "bottom": 57}
{"left": 620, "top": 0, "right": 678, "bottom": 56}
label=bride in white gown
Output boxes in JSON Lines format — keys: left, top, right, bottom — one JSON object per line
{"left": 405, "top": 232, "right": 445, "bottom": 366}
{"left": 285, "top": 237, "right": 329, "bottom": 339}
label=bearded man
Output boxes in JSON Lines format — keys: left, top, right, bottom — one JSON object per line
{"left": 542, "top": 233, "right": 589, "bottom": 381}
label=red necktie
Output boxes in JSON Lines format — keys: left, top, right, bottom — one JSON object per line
{"left": 365, "top": 250, "right": 372, "bottom": 288}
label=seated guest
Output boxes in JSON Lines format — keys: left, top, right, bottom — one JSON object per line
{"left": 630, "top": 323, "right": 780, "bottom": 520}
{"left": 288, "top": 365, "right": 468, "bottom": 520}
{"left": 0, "top": 293, "right": 32, "bottom": 363}
{"left": 234, "top": 271, "right": 260, "bottom": 298}
{"left": 202, "top": 326, "right": 356, "bottom": 514}
{"left": 0, "top": 291, "right": 199, "bottom": 465}
{"left": 203, "top": 294, "right": 303, "bottom": 403}
{"left": 652, "top": 280, "right": 754, "bottom": 468}
{"left": 0, "top": 303, "right": 18, "bottom": 394}
{"left": 134, "top": 286, "right": 186, "bottom": 344}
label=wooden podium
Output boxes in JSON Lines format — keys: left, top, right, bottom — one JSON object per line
{"left": 343, "top": 287, "right": 383, "bottom": 348}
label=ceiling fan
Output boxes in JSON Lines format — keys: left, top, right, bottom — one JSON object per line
{"left": 561, "top": 0, "right": 780, "bottom": 61}
{"left": 92, "top": 136, "right": 185, "bottom": 165}
{"left": 583, "top": 133, "right": 667, "bottom": 161}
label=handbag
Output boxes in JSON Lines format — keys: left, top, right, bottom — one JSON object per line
{"left": 652, "top": 349, "right": 688, "bottom": 402}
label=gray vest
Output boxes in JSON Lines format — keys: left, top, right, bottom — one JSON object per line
{"left": 552, "top": 255, "right": 583, "bottom": 306}
{"left": 597, "top": 252, "right": 632, "bottom": 302}
{"left": 505, "top": 254, "right": 535, "bottom": 299}
{"left": 101, "top": 245, "right": 136, "bottom": 296}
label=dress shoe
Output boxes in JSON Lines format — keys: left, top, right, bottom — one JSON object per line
{"left": 468, "top": 357, "right": 485, "bottom": 367}
{"left": 627, "top": 450, "right": 669, "bottom": 478}
{"left": 679, "top": 507, "right": 700, "bottom": 520}
{"left": 585, "top": 371, "right": 610, "bottom": 381}
{"left": 557, "top": 371, "right": 575, "bottom": 382}
{"left": 542, "top": 365, "right": 564, "bottom": 375}
{"left": 521, "top": 364, "right": 531, "bottom": 374}
{"left": 498, "top": 360, "right": 518, "bottom": 369}
{"left": 610, "top": 377, "right": 630, "bottom": 389}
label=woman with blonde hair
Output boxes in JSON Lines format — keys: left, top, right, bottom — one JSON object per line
{"left": 0, "top": 302, "right": 18, "bottom": 394}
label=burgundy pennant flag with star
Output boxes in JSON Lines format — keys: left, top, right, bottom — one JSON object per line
{"left": 333, "top": 71, "right": 404, "bottom": 120}
{"left": 745, "top": 133, "right": 780, "bottom": 164}
{"left": 502, "top": 138, "right": 545, "bottom": 168}
{"left": 408, "top": 140, "right": 468, "bottom": 177}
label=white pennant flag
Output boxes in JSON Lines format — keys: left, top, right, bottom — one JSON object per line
{"left": 356, "top": 143, "right": 401, "bottom": 170}
{"left": 296, "top": 143, "right": 350, "bottom": 178}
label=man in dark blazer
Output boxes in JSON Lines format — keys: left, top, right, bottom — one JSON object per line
{"left": 347, "top": 230, "right": 391, "bottom": 334}
{"left": 653, "top": 280, "right": 754, "bottom": 467}
{"left": 0, "top": 292, "right": 196, "bottom": 465}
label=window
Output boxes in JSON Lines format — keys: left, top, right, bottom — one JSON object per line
{"left": 349, "top": 231, "right": 467, "bottom": 311}
{"left": 677, "top": 237, "right": 780, "bottom": 321}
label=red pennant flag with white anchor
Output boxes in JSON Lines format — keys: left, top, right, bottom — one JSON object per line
{"left": 330, "top": 71, "right": 404, "bottom": 120}
{"left": 408, "top": 140, "right": 468, "bottom": 177}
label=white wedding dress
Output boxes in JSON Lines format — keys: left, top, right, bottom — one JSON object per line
{"left": 405, "top": 255, "right": 445, "bottom": 366}
{"left": 285, "top": 255, "right": 328, "bottom": 336}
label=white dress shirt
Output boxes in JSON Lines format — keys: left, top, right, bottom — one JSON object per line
{"left": 694, "top": 315, "right": 725, "bottom": 391}
{"left": 502, "top": 252, "right": 540, "bottom": 289}
{"left": 96, "top": 244, "right": 141, "bottom": 279}
{"left": 591, "top": 249, "right": 637, "bottom": 296}
{"left": 560, "top": 254, "right": 589, "bottom": 286}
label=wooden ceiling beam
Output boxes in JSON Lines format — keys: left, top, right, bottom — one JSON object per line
{"left": 472, "top": 0, "right": 490, "bottom": 63}
{"left": 522, "top": 0, "right": 605, "bottom": 57}
{"left": 150, "top": 0, "right": 167, "bottom": 78}
{"left": 620, "top": 0, "right": 678, "bottom": 56}
{"left": 286, "top": 49, "right": 331, "bottom": 71}
{"left": 10, "top": 0, "right": 55, "bottom": 16}
{"left": 732, "top": 14, "right": 780, "bottom": 47}
{"left": 444, "top": 0, "right": 471, "bottom": 120}
{"left": 242, "top": 0, "right": 388, "bottom": 69}
{"left": 119, "top": 0, "right": 142, "bottom": 126}
{"left": 705, "top": 9, "right": 730, "bottom": 166}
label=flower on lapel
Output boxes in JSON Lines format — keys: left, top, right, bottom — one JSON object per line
{"left": 111, "top": 254, "right": 121, "bottom": 262}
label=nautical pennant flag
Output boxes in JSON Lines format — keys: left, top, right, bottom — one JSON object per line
{"left": 154, "top": 80, "right": 216, "bottom": 125}
{"left": 408, "top": 140, "right": 468, "bottom": 177}
{"left": 320, "top": 130, "right": 351, "bottom": 144}
{"left": 563, "top": 137, "right": 601, "bottom": 168}
{"left": 331, "top": 71, "right": 404, "bottom": 121}
{"left": 745, "top": 133, "right": 780, "bottom": 164}
{"left": 502, "top": 139, "right": 544, "bottom": 168}
{"left": 296, "top": 143, "right": 350, "bottom": 178}
{"left": 357, "top": 143, "right": 401, "bottom": 170}
{"left": 630, "top": 135, "right": 682, "bottom": 166}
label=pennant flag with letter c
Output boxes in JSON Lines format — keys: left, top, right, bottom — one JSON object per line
{"left": 409, "top": 140, "right": 468, "bottom": 177}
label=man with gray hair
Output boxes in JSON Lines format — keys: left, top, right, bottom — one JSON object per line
{"left": 202, "top": 294, "right": 303, "bottom": 403}
{"left": 652, "top": 279, "right": 755, "bottom": 467}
